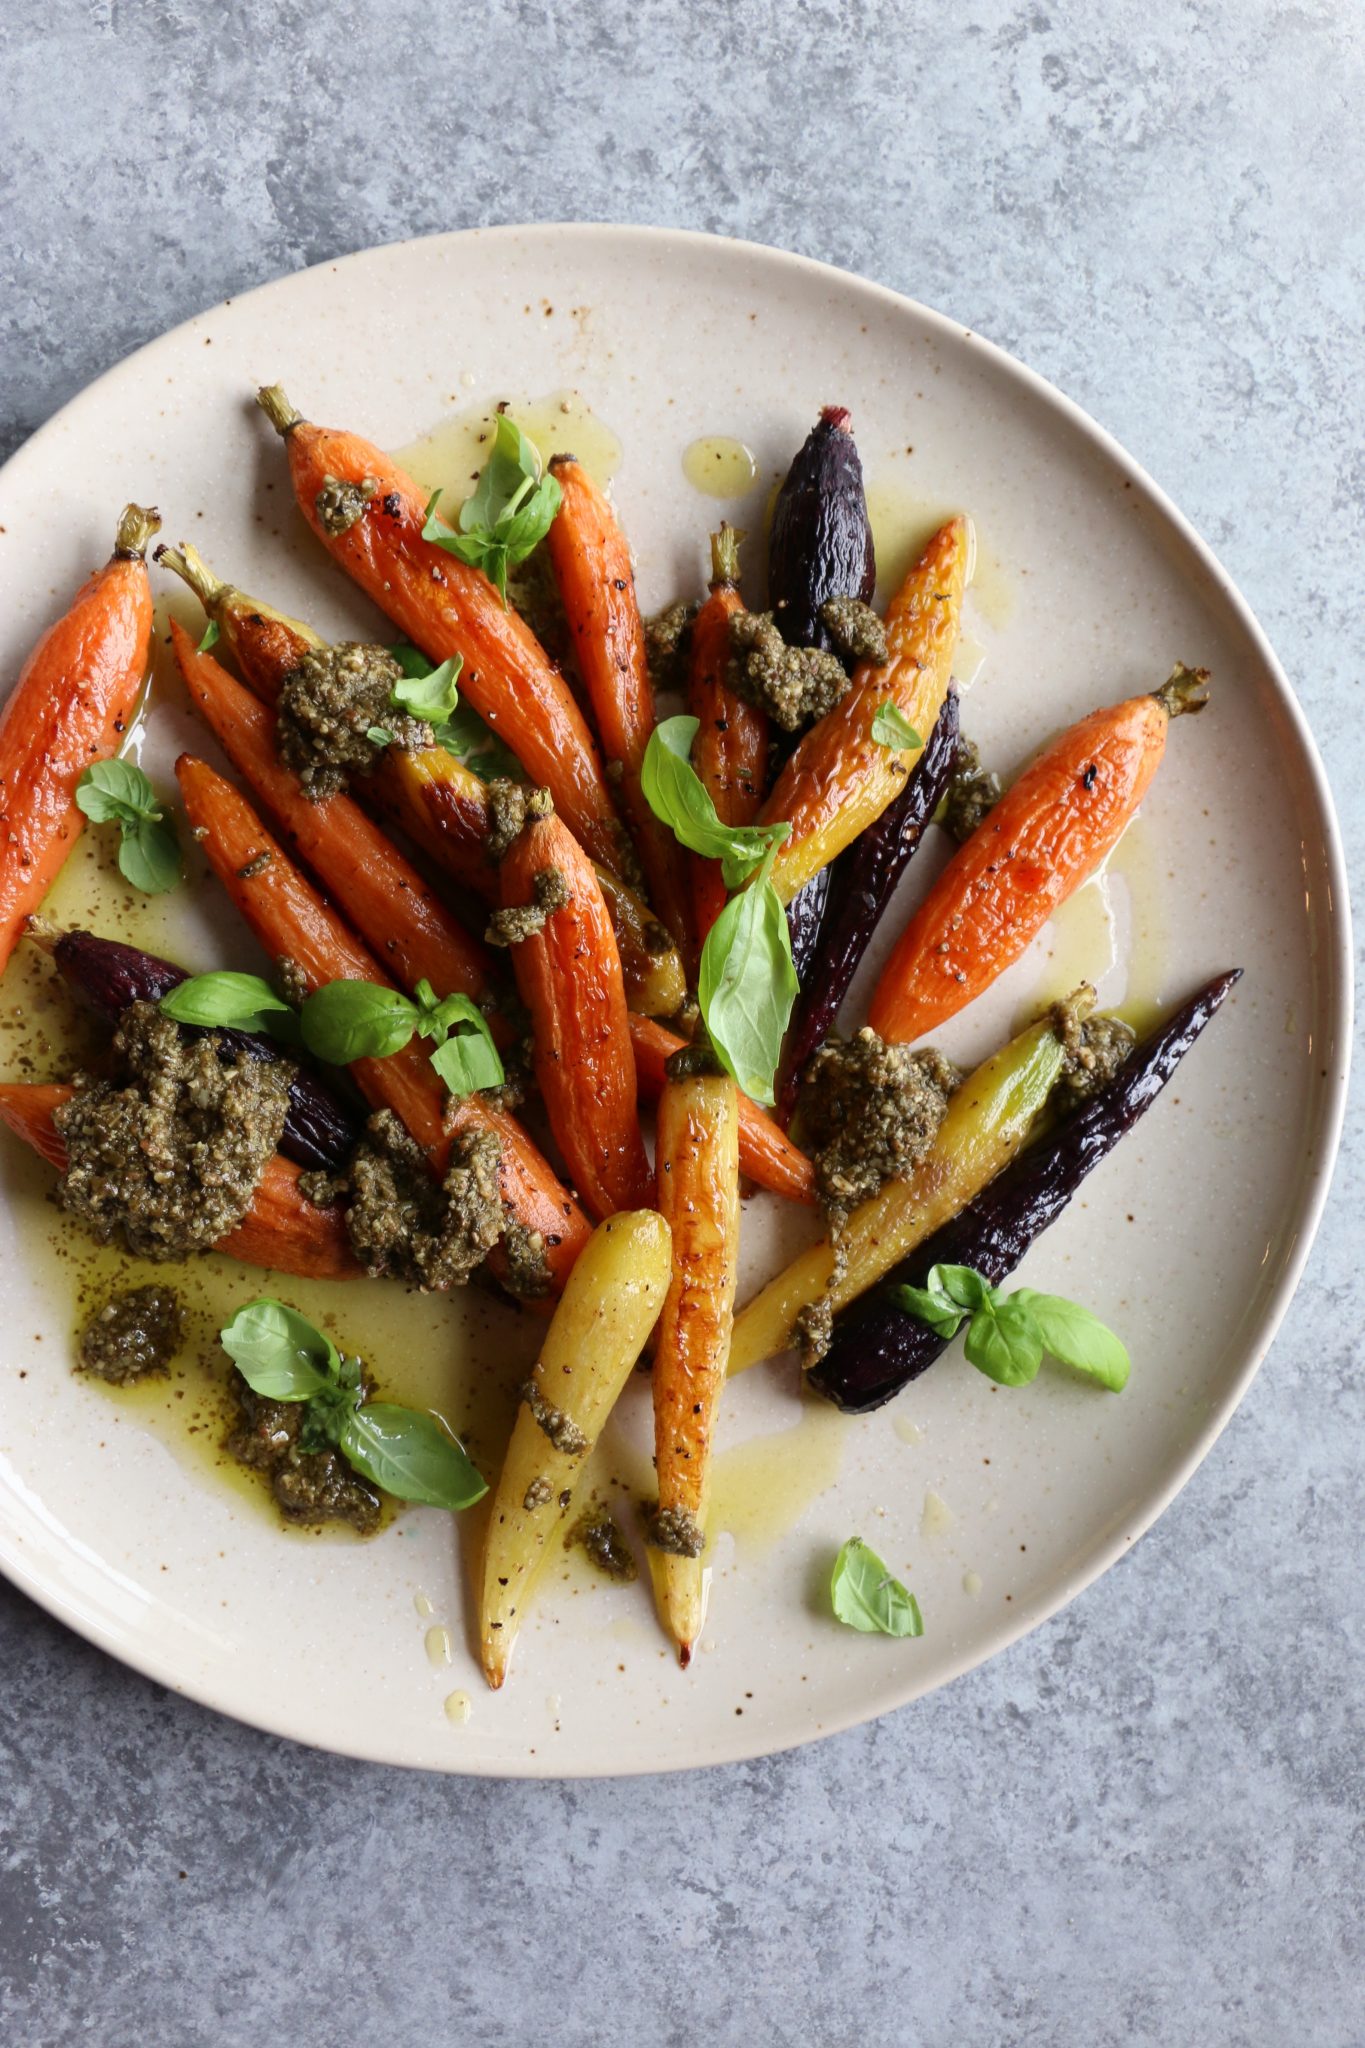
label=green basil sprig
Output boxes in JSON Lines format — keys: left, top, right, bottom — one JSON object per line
{"left": 830, "top": 1536, "right": 924, "bottom": 1638}
{"left": 159, "top": 970, "right": 293, "bottom": 1039}
{"left": 388, "top": 642, "right": 524, "bottom": 781}
{"left": 870, "top": 701, "right": 922, "bottom": 751}
{"left": 299, "top": 975, "right": 505, "bottom": 1096}
{"left": 75, "top": 760, "right": 182, "bottom": 895}
{"left": 891, "top": 1263, "right": 1131, "bottom": 1391}
{"left": 220, "top": 1298, "right": 486, "bottom": 1511}
{"left": 642, "top": 717, "right": 790, "bottom": 888}
{"left": 696, "top": 846, "right": 798, "bottom": 1107}
{"left": 390, "top": 653, "right": 462, "bottom": 724}
{"left": 420, "top": 413, "right": 562, "bottom": 605}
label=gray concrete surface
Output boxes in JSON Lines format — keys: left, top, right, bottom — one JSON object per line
{"left": 1, "top": 3, "right": 1361, "bottom": 2043}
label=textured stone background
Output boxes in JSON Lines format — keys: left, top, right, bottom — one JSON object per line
{"left": 1, "top": 3, "right": 1361, "bottom": 2043}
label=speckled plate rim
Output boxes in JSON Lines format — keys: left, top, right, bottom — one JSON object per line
{"left": 0, "top": 223, "right": 1351, "bottom": 1776}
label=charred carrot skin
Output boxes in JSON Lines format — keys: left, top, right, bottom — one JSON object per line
{"left": 158, "top": 546, "right": 688, "bottom": 1016}
{"left": 869, "top": 666, "right": 1210, "bottom": 1043}
{"left": 170, "top": 620, "right": 502, "bottom": 1020}
{"left": 498, "top": 804, "right": 652, "bottom": 1222}
{"left": 649, "top": 1051, "right": 741, "bottom": 1663}
{"left": 760, "top": 516, "right": 970, "bottom": 905}
{"left": 175, "top": 755, "right": 590, "bottom": 1293}
{"left": 0, "top": 505, "right": 160, "bottom": 970}
{"left": 688, "top": 526, "right": 767, "bottom": 946}
{"left": 255, "top": 386, "right": 628, "bottom": 877}
{"left": 626, "top": 1011, "right": 815, "bottom": 1206}
{"left": 0, "top": 1081, "right": 358, "bottom": 1279}
{"left": 545, "top": 456, "right": 691, "bottom": 949}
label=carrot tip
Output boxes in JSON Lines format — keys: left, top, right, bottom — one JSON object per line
{"left": 1155, "top": 663, "right": 1212, "bottom": 720}
{"left": 114, "top": 503, "right": 161, "bottom": 561}
{"left": 256, "top": 384, "right": 303, "bottom": 437}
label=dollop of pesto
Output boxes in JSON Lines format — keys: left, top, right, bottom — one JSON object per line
{"left": 643, "top": 599, "right": 698, "bottom": 694}
{"left": 484, "top": 780, "right": 553, "bottom": 864}
{"left": 645, "top": 1504, "right": 704, "bottom": 1558}
{"left": 314, "top": 473, "right": 379, "bottom": 537}
{"left": 943, "top": 734, "right": 1004, "bottom": 844}
{"left": 77, "top": 1284, "right": 184, "bottom": 1384}
{"left": 799, "top": 1027, "right": 958, "bottom": 1228}
{"left": 228, "top": 1377, "right": 382, "bottom": 1533}
{"left": 309, "top": 1109, "right": 504, "bottom": 1291}
{"left": 566, "top": 1502, "right": 638, "bottom": 1581}
{"left": 818, "top": 595, "right": 889, "bottom": 666}
{"left": 521, "top": 1380, "right": 588, "bottom": 1456}
{"left": 1052, "top": 1011, "right": 1137, "bottom": 1115}
{"left": 276, "top": 641, "right": 432, "bottom": 800}
{"left": 486, "top": 866, "right": 571, "bottom": 947}
{"left": 55, "top": 1003, "right": 293, "bottom": 1261}
{"left": 727, "top": 609, "right": 851, "bottom": 731}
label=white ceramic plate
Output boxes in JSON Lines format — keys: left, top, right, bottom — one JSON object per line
{"left": 0, "top": 227, "right": 1349, "bottom": 1776}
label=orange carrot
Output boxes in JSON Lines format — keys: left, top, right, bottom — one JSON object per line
{"left": 497, "top": 801, "right": 652, "bottom": 1221}
{"left": 170, "top": 620, "right": 501, "bottom": 1020}
{"left": 176, "top": 755, "right": 590, "bottom": 1293}
{"left": 254, "top": 386, "right": 630, "bottom": 877}
{"left": 869, "top": 666, "right": 1211, "bottom": 1042}
{"left": 545, "top": 456, "right": 691, "bottom": 949}
{"left": 759, "top": 516, "right": 969, "bottom": 904}
{"left": 159, "top": 545, "right": 688, "bottom": 1015}
{"left": 0, "top": 505, "right": 160, "bottom": 970}
{"left": 0, "top": 1081, "right": 358, "bottom": 1279}
{"left": 648, "top": 1044, "right": 741, "bottom": 1663}
{"left": 627, "top": 1012, "right": 816, "bottom": 1206}
{"left": 687, "top": 525, "right": 767, "bottom": 945}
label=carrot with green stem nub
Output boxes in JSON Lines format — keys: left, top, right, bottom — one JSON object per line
{"left": 869, "top": 665, "right": 1211, "bottom": 1044}
{"left": 169, "top": 619, "right": 503, "bottom": 1025}
{"left": 687, "top": 524, "right": 766, "bottom": 948}
{"left": 254, "top": 385, "right": 630, "bottom": 879}
{"left": 175, "top": 754, "right": 591, "bottom": 1295}
{"left": 544, "top": 455, "right": 692, "bottom": 951}
{"left": 0, "top": 1081, "right": 359, "bottom": 1279}
{"left": 0, "top": 504, "right": 160, "bottom": 970}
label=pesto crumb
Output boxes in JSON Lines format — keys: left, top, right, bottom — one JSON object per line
{"left": 486, "top": 866, "right": 571, "bottom": 946}
{"left": 645, "top": 1504, "right": 704, "bottom": 1557}
{"left": 521, "top": 1380, "right": 587, "bottom": 1455}
{"left": 819, "top": 595, "right": 888, "bottom": 665}
{"left": 566, "top": 1502, "right": 637, "bottom": 1581}
{"left": 77, "top": 1284, "right": 183, "bottom": 1384}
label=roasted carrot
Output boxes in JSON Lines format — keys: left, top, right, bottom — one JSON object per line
{"left": 496, "top": 797, "right": 652, "bottom": 1221}
{"left": 169, "top": 620, "right": 501, "bottom": 1020}
{"left": 159, "top": 545, "right": 688, "bottom": 1015}
{"left": 545, "top": 455, "right": 691, "bottom": 949}
{"left": 0, "top": 505, "right": 160, "bottom": 970}
{"left": 255, "top": 385, "right": 629, "bottom": 878}
{"left": 688, "top": 524, "right": 767, "bottom": 945}
{"left": 759, "top": 516, "right": 970, "bottom": 905}
{"left": 869, "top": 666, "right": 1211, "bottom": 1043}
{"left": 0, "top": 1081, "right": 358, "bottom": 1279}
{"left": 648, "top": 1041, "right": 741, "bottom": 1664}
{"left": 175, "top": 755, "right": 590, "bottom": 1293}
{"left": 627, "top": 1011, "right": 815, "bottom": 1206}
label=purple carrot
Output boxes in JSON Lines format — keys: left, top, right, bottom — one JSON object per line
{"left": 38, "top": 924, "right": 357, "bottom": 1173}
{"left": 775, "top": 687, "right": 961, "bottom": 1124}
{"left": 807, "top": 970, "right": 1243, "bottom": 1412}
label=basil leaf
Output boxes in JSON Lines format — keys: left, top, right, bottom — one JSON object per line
{"left": 1013, "top": 1289, "right": 1131, "bottom": 1392}
{"left": 963, "top": 1296, "right": 1044, "bottom": 1386}
{"left": 297, "top": 1381, "right": 354, "bottom": 1452}
{"left": 391, "top": 655, "right": 462, "bottom": 723}
{"left": 300, "top": 980, "right": 417, "bottom": 1064}
{"left": 389, "top": 641, "right": 434, "bottom": 680}
{"left": 830, "top": 1537, "right": 924, "bottom": 1638}
{"left": 366, "top": 725, "right": 394, "bottom": 748}
{"left": 159, "top": 971, "right": 291, "bottom": 1034}
{"left": 697, "top": 864, "right": 797, "bottom": 1107}
{"left": 339, "top": 1404, "right": 487, "bottom": 1510}
{"left": 433, "top": 708, "right": 526, "bottom": 782}
{"left": 888, "top": 1283, "right": 965, "bottom": 1339}
{"left": 117, "top": 815, "right": 183, "bottom": 895}
{"left": 870, "top": 701, "right": 922, "bottom": 751}
{"left": 429, "top": 1021, "right": 504, "bottom": 1096}
{"left": 642, "top": 716, "right": 789, "bottom": 888}
{"left": 197, "top": 619, "right": 221, "bottom": 653}
{"left": 459, "top": 414, "right": 541, "bottom": 533}
{"left": 495, "top": 474, "right": 562, "bottom": 561}
{"left": 220, "top": 1297, "right": 339, "bottom": 1401}
{"left": 927, "top": 1263, "right": 995, "bottom": 1312}
{"left": 75, "top": 758, "right": 160, "bottom": 827}
{"left": 422, "top": 419, "right": 563, "bottom": 605}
